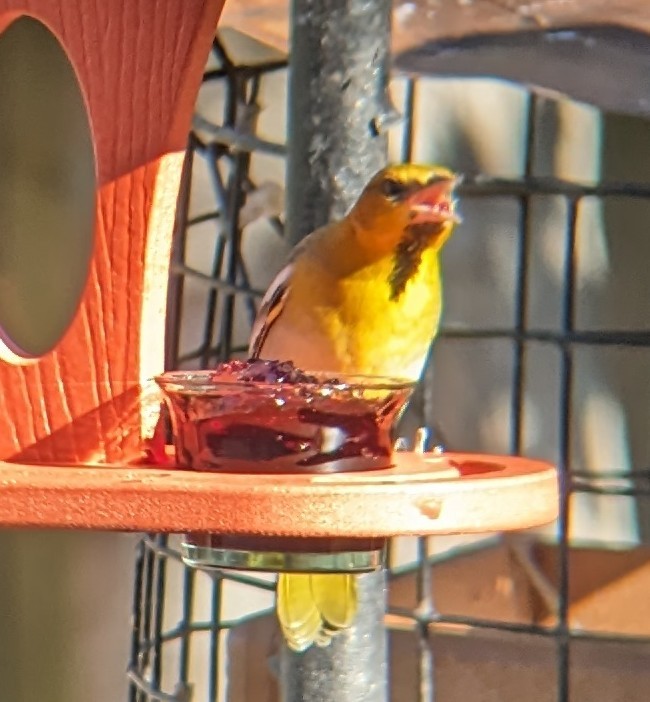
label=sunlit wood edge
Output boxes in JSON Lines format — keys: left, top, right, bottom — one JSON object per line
{"left": 0, "top": 452, "right": 558, "bottom": 536}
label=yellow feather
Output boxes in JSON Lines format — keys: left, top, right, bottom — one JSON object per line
{"left": 256, "top": 220, "right": 443, "bottom": 380}
{"left": 252, "top": 163, "right": 459, "bottom": 650}
{"left": 276, "top": 574, "right": 323, "bottom": 652}
{"left": 311, "top": 573, "right": 357, "bottom": 631}
{"left": 277, "top": 573, "right": 358, "bottom": 651}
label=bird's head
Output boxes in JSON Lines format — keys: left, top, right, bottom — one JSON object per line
{"left": 348, "top": 163, "right": 460, "bottom": 298}
{"left": 349, "top": 163, "right": 460, "bottom": 256}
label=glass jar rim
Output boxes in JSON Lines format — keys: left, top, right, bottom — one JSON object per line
{"left": 154, "top": 369, "right": 415, "bottom": 394}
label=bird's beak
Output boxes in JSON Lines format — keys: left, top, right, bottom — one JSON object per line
{"left": 407, "top": 174, "right": 461, "bottom": 225}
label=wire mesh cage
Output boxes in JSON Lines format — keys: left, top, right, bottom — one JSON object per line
{"left": 128, "top": 23, "right": 650, "bottom": 702}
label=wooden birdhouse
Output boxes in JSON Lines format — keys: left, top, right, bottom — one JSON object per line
{"left": 0, "top": 0, "right": 225, "bottom": 465}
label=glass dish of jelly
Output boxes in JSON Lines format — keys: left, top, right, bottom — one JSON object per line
{"left": 156, "top": 359, "right": 414, "bottom": 474}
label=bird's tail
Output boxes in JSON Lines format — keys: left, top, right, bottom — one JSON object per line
{"left": 276, "top": 573, "right": 358, "bottom": 651}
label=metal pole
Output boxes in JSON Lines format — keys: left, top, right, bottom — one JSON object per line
{"left": 286, "top": 0, "right": 393, "bottom": 245}
{"left": 280, "top": 570, "right": 388, "bottom": 702}
{"left": 282, "top": 0, "right": 392, "bottom": 699}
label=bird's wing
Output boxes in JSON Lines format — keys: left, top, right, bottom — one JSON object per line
{"left": 249, "top": 227, "right": 328, "bottom": 358}
{"left": 248, "top": 261, "right": 292, "bottom": 358}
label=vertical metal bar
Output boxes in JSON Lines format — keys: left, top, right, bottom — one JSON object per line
{"left": 201, "top": 145, "right": 228, "bottom": 367}
{"left": 398, "top": 77, "right": 427, "bottom": 434}
{"left": 216, "top": 40, "right": 238, "bottom": 128}
{"left": 235, "top": 248, "right": 259, "bottom": 326}
{"left": 199, "top": 41, "right": 242, "bottom": 367}
{"left": 399, "top": 79, "right": 435, "bottom": 701}
{"left": 178, "top": 567, "right": 196, "bottom": 690}
{"left": 557, "top": 197, "right": 580, "bottom": 702}
{"left": 150, "top": 535, "right": 168, "bottom": 692}
{"left": 416, "top": 537, "right": 434, "bottom": 702}
{"left": 280, "top": 570, "right": 388, "bottom": 702}
{"left": 510, "top": 93, "right": 537, "bottom": 455}
{"left": 165, "top": 140, "right": 195, "bottom": 371}
{"left": 128, "top": 538, "right": 146, "bottom": 702}
{"left": 286, "top": 0, "right": 393, "bottom": 245}
{"left": 208, "top": 574, "right": 224, "bottom": 702}
{"left": 282, "top": 0, "right": 391, "bottom": 699}
{"left": 400, "top": 77, "right": 416, "bottom": 163}
{"left": 218, "top": 149, "right": 249, "bottom": 361}
{"left": 140, "top": 538, "right": 156, "bottom": 669}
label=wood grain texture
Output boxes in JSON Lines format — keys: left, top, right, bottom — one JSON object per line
{"left": 0, "top": 0, "right": 225, "bottom": 463}
{"left": 0, "top": 452, "right": 558, "bottom": 535}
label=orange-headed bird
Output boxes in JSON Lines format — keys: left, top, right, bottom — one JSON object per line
{"left": 249, "top": 163, "right": 460, "bottom": 651}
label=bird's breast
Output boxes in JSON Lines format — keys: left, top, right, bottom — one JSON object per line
{"left": 259, "top": 251, "right": 443, "bottom": 381}
{"left": 337, "top": 253, "right": 442, "bottom": 379}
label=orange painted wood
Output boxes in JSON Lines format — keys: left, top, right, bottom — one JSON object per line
{"left": 0, "top": 0, "right": 225, "bottom": 463}
{"left": 0, "top": 452, "right": 558, "bottom": 535}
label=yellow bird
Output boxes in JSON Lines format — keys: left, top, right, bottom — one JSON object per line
{"left": 248, "top": 163, "right": 460, "bottom": 651}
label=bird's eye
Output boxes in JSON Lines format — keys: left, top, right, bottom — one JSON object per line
{"left": 380, "top": 178, "right": 407, "bottom": 200}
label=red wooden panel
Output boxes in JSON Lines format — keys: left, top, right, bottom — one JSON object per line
{"left": 0, "top": 0, "right": 225, "bottom": 463}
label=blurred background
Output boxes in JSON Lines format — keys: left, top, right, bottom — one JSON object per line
{"left": 1, "top": 7, "right": 649, "bottom": 702}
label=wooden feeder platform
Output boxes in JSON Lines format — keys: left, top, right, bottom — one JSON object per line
{"left": 0, "top": 452, "right": 558, "bottom": 537}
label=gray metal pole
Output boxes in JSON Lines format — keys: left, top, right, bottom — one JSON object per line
{"left": 282, "top": 0, "right": 392, "bottom": 698}
{"left": 286, "top": 0, "right": 394, "bottom": 245}
{"left": 280, "top": 570, "right": 388, "bottom": 702}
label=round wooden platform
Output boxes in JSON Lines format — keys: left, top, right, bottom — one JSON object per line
{"left": 0, "top": 452, "right": 557, "bottom": 536}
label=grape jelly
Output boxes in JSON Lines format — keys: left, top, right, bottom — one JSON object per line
{"left": 156, "top": 360, "right": 414, "bottom": 474}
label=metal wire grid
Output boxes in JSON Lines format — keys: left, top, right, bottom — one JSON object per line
{"left": 164, "top": 34, "right": 287, "bottom": 372}
{"left": 127, "top": 30, "right": 650, "bottom": 702}
{"left": 129, "top": 36, "right": 285, "bottom": 702}
{"left": 128, "top": 534, "right": 276, "bottom": 702}
{"left": 399, "top": 93, "right": 650, "bottom": 702}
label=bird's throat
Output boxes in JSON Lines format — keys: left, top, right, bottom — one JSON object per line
{"left": 388, "top": 222, "right": 444, "bottom": 301}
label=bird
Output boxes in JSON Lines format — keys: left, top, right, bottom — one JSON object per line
{"left": 248, "top": 162, "right": 460, "bottom": 652}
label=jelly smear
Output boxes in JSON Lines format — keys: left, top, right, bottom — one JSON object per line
{"left": 158, "top": 360, "right": 413, "bottom": 474}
